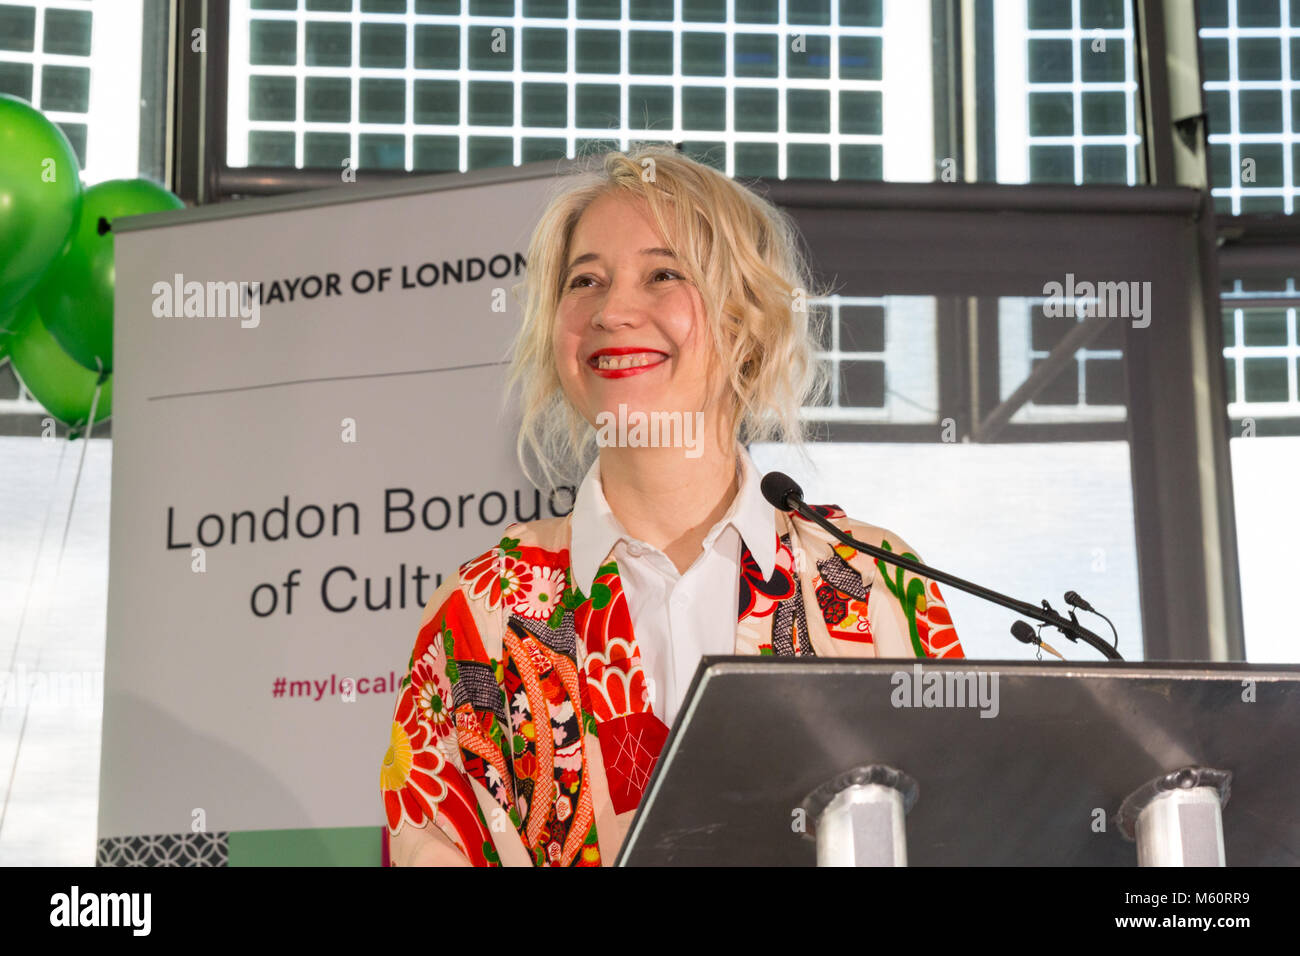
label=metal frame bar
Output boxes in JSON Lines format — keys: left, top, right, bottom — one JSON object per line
{"left": 1218, "top": 214, "right": 1300, "bottom": 269}
{"left": 931, "top": 0, "right": 962, "bottom": 182}
{"left": 973, "top": 313, "right": 1115, "bottom": 442}
{"left": 808, "top": 421, "right": 1128, "bottom": 444}
{"left": 1135, "top": 0, "right": 1174, "bottom": 186}
{"left": 205, "top": 0, "right": 229, "bottom": 202}
{"left": 1128, "top": 0, "right": 1243, "bottom": 660}
{"left": 170, "top": 0, "right": 202, "bottom": 201}
{"left": 972, "top": 0, "right": 996, "bottom": 182}
{"left": 139, "top": 0, "right": 171, "bottom": 187}
{"left": 936, "top": 294, "right": 969, "bottom": 439}
{"left": 170, "top": 0, "right": 227, "bottom": 203}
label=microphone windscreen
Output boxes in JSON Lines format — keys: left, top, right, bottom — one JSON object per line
{"left": 760, "top": 471, "right": 803, "bottom": 511}
{"left": 1010, "top": 620, "right": 1037, "bottom": 645}
{"left": 1064, "top": 590, "right": 1094, "bottom": 612}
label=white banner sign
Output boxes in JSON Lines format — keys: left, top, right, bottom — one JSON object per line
{"left": 101, "top": 168, "right": 566, "bottom": 842}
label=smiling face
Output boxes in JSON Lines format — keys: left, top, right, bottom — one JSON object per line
{"left": 553, "top": 191, "right": 729, "bottom": 439}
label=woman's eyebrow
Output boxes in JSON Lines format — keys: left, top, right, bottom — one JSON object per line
{"left": 564, "top": 247, "right": 678, "bottom": 278}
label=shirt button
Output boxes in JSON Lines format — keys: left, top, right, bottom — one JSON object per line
{"left": 626, "top": 543, "right": 644, "bottom": 557}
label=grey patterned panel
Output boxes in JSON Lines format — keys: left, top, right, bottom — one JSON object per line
{"left": 816, "top": 551, "right": 870, "bottom": 601}
{"left": 772, "top": 533, "right": 814, "bottom": 656}
{"left": 773, "top": 591, "right": 813, "bottom": 656}
{"left": 451, "top": 659, "right": 507, "bottom": 727}
{"left": 509, "top": 610, "right": 577, "bottom": 660}
{"left": 97, "top": 831, "right": 229, "bottom": 866}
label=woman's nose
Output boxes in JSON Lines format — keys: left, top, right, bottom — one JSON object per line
{"left": 591, "top": 277, "right": 648, "bottom": 330}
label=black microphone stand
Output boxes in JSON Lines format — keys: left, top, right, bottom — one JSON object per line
{"left": 773, "top": 486, "right": 1125, "bottom": 662}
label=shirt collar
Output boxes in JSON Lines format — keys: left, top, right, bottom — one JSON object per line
{"left": 569, "top": 444, "right": 778, "bottom": 596}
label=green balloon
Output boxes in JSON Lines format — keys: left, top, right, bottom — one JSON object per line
{"left": 36, "top": 177, "right": 183, "bottom": 373}
{"left": 0, "top": 298, "right": 37, "bottom": 364}
{"left": 0, "top": 94, "right": 83, "bottom": 319}
{"left": 9, "top": 305, "right": 112, "bottom": 435}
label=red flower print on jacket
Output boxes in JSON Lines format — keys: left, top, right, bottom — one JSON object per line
{"left": 459, "top": 537, "right": 532, "bottom": 612}
{"left": 512, "top": 564, "right": 567, "bottom": 621}
{"left": 572, "top": 561, "right": 652, "bottom": 721}
{"left": 916, "top": 578, "right": 963, "bottom": 658}
{"left": 382, "top": 594, "right": 497, "bottom": 865}
{"left": 737, "top": 535, "right": 798, "bottom": 621}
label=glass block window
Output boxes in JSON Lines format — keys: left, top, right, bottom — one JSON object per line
{"left": 1221, "top": 278, "right": 1300, "bottom": 415}
{"left": 1198, "top": 0, "right": 1300, "bottom": 213}
{"left": 804, "top": 296, "right": 940, "bottom": 424}
{"left": 0, "top": 0, "right": 146, "bottom": 184}
{"left": 996, "top": 0, "right": 1142, "bottom": 183}
{"left": 226, "top": 1, "right": 1147, "bottom": 183}
{"left": 225, "top": 0, "right": 935, "bottom": 180}
{"left": 997, "top": 296, "right": 1127, "bottom": 423}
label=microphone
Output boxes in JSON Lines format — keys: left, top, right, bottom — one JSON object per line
{"left": 1011, "top": 620, "right": 1065, "bottom": 660}
{"left": 1064, "top": 590, "right": 1094, "bottom": 613}
{"left": 760, "top": 471, "right": 804, "bottom": 513}
{"left": 1010, "top": 621, "right": 1036, "bottom": 645}
{"left": 1065, "top": 590, "right": 1119, "bottom": 652}
{"left": 761, "top": 470, "right": 1124, "bottom": 662}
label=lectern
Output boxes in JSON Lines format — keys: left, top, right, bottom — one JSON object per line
{"left": 615, "top": 659, "right": 1300, "bottom": 866}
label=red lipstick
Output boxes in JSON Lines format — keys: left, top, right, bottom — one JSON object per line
{"left": 586, "top": 347, "right": 669, "bottom": 379}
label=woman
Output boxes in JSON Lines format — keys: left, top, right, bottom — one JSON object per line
{"left": 380, "top": 145, "right": 964, "bottom": 867}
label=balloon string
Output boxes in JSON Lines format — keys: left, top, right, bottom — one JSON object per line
{"left": 60, "top": 379, "right": 100, "bottom": 560}
{"left": 0, "top": 386, "right": 101, "bottom": 842}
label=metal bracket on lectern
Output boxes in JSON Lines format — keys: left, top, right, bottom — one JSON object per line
{"left": 1116, "top": 766, "right": 1232, "bottom": 867}
{"left": 800, "top": 764, "right": 918, "bottom": 867}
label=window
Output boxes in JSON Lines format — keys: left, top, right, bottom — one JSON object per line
{"left": 1000, "top": 0, "right": 1142, "bottom": 183}
{"left": 1219, "top": 273, "right": 1300, "bottom": 662}
{"left": 224, "top": 0, "right": 1143, "bottom": 183}
{"left": 1199, "top": 0, "right": 1300, "bottom": 213}
{"left": 0, "top": 0, "right": 152, "bottom": 183}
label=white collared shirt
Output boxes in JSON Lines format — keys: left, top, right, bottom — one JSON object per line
{"left": 569, "top": 444, "right": 777, "bottom": 728}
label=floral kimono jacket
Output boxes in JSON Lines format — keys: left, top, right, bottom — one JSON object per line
{"left": 380, "top": 502, "right": 964, "bottom": 867}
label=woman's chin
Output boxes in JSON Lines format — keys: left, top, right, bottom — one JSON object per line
{"left": 590, "top": 396, "right": 690, "bottom": 420}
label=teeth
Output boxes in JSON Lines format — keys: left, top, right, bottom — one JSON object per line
{"left": 595, "top": 352, "right": 661, "bottom": 370}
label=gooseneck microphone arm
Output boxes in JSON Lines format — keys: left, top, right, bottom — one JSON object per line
{"left": 760, "top": 471, "right": 1124, "bottom": 662}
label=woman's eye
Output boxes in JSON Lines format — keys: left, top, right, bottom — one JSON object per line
{"left": 568, "top": 270, "right": 679, "bottom": 290}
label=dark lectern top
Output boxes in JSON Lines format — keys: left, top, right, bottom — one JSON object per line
{"left": 615, "top": 658, "right": 1300, "bottom": 866}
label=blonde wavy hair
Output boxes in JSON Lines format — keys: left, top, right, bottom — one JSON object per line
{"left": 506, "top": 143, "right": 831, "bottom": 491}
